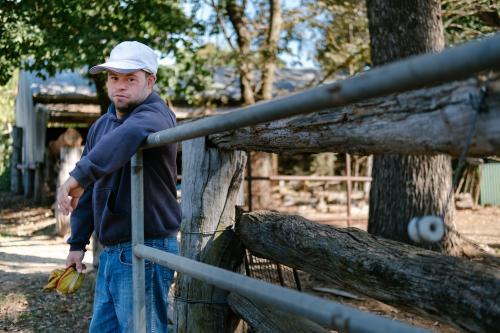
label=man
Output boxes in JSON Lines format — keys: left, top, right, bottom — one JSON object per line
{"left": 57, "top": 41, "right": 181, "bottom": 333}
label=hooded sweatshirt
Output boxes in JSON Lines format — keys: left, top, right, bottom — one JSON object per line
{"left": 67, "top": 92, "right": 180, "bottom": 251}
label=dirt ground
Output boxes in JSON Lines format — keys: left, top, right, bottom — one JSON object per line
{"left": 0, "top": 191, "right": 498, "bottom": 332}
{"left": 0, "top": 193, "right": 94, "bottom": 333}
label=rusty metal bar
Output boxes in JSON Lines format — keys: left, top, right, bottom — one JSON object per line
{"left": 178, "top": 174, "right": 373, "bottom": 182}
{"left": 247, "top": 175, "right": 372, "bottom": 182}
{"left": 346, "top": 153, "right": 352, "bottom": 227}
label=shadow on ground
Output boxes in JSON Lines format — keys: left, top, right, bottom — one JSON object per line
{"left": 0, "top": 269, "right": 95, "bottom": 333}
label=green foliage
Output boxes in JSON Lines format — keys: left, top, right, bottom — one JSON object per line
{"left": 442, "top": 0, "right": 500, "bottom": 45}
{"left": 0, "top": 71, "right": 16, "bottom": 125}
{"left": 312, "top": 0, "right": 370, "bottom": 78}
{"left": 157, "top": 43, "right": 233, "bottom": 107}
{"left": 0, "top": 0, "right": 197, "bottom": 83}
{"left": 302, "top": 0, "right": 499, "bottom": 80}
{"left": 0, "top": 133, "right": 11, "bottom": 191}
{"left": 0, "top": 72, "right": 17, "bottom": 191}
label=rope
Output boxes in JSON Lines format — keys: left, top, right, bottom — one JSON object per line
{"left": 442, "top": 105, "right": 480, "bottom": 219}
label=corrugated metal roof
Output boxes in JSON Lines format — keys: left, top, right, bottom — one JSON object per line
{"left": 208, "top": 67, "right": 324, "bottom": 101}
{"left": 480, "top": 163, "right": 500, "bottom": 206}
{"left": 27, "top": 69, "right": 96, "bottom": 98}
{"left": 26, "top": 67, "right": 323, "bottom": 100}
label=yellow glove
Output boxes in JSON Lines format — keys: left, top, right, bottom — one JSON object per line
{"left": 43, "top": 266, "right": 84, "bottom": 294}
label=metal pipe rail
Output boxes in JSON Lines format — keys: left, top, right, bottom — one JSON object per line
{"left": 134, "top": 244, "right": 428, "bottom": 333}
{"left": 131, "top": 34, "right": 500, "bottom": 332}
{"left": 145, "top": 33, "right": 500, "bottom": 149}
{"left": 247, "top": 175, "right": 372, "bottom": 182}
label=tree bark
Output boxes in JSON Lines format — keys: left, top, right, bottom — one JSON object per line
{"left": 227, "top": 292, "right": 329, "bottom": 333}
{"left": 226, "top": 0, "right": 255, "bottom": 105}
{"left": 235, "top": 210, "right": 500, "bottom": 333}
{"left": 366, "top": 0, "right": 461, "bottom": 254}
{"left": 260, "top": 0, "right": 282, "bottom": 100}
{"left": 225, "top": 0, "right": 282, "bottom": 210}
{"left": 209, "top": 78, "right": 500, "bottom": 156}
{"left": 174, "top": 137, "right": 247, "bottom": 333}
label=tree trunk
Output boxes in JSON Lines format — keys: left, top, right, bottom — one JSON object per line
{"left": 245, "top": 151, "right": 274, "bottom": 210}
{"left": 260, "top": 0, "right": 282, "bottom": 100}
{"left": 225, "top": 0, "right": 284, "bottom": 210}
{"left": 226, "top": 0, "right": 255, "bottom": 105}
{"left": 174, "top": 137, "right": 247, "bottom": 333}
{"left": 366, "top": 0, "right": 460, "bottom": 254}
{"left": 235, "top": 210, "right": 500, "bottom": 333}
{"left": 251, "top": 0, "right": 283, "bottom": 210}
{"left": 227, "top": 293, "right": 329, "bottom": 333}
{"left": 208, "top": 78, "right": 500, "bottom": 156}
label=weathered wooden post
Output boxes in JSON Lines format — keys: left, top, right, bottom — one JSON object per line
{"left": 175, "top": 137, "right": 247, "bottom": 333}
{"left": 43, "top": 150, "right": 53, "bottom": 203}
{"left": 33, "top": 162, "right": 43, "bottom": 203}
{"left": 55, "top": 146, "right": 83, "bottom": 236}
{"left": 24, "top": 165, "right": 34, "bottom": 198}
{"left": 10, "top": 126, "right": 23, "bottom": 194}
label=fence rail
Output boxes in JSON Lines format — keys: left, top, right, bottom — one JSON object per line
{"left": 131, "top": 33, "right": 500, "bottom": 332}
{"left": 144, "top": 34, "right": 500, "bottom": 150}
{"left": 134, "top": 244, "right": 428, "bottom": 333}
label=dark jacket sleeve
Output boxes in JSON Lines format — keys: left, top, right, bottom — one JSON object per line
{"left": 67, "top": 141, "right": 95, "bottom": 251}
{"left": 67, "top": 183, "right": 94, "bottom": 251}
{"left": 69, "top": 106, "right": 164, "bottom": 188}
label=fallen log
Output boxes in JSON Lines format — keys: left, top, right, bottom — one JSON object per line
{"left": 227, "top": 293, "right": 329, "bottom": 333}
{"left": 235, "top": 210, "right": 500, "bottom": 333}
{"left": 210, "top": 77, "right": 500, "bottom": 156}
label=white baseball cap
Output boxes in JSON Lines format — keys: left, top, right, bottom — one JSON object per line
{"left": 89, "top": 41, "right": 158, "bottom": 75}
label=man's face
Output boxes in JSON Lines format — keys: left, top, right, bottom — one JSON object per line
{"left": 107, "top": 70, "right": 155, "bottom": 111}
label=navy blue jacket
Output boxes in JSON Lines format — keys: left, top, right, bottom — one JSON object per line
{"left": 67, "top": 92, "right": 181, "bottom": 251}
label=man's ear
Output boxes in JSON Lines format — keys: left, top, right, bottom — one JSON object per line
{"left": 147, "top": 74, "right": 156, "bottom": 89}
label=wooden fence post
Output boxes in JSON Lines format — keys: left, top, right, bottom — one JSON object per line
{"left": 175, "top": 137, "right": 247, "bottom": 333}
{"left": 55, "top": 146, "right": 83, "bottom": 236}
{"left": 33, "top": 162, "right": 43, "bottom": 204}
{"left": 10, "top": 126, "right": 23, "bottom": 194}
{"left": 24, "top": 166, "right": 34, "bottom": 198}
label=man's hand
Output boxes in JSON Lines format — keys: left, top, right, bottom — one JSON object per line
{"left": 57, "top": 176, "right": 84, "bottom": 215}
{"left": 66, "top": 250, "right": 86, "bottom": 273}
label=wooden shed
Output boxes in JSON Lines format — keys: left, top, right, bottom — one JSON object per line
{"left": 12, "top": 69, "right": 100, "bottom": 202}
{"left": 11, "top": 66, "right": 324, "bottom": 203}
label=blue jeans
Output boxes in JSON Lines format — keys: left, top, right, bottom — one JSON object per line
{"left": 89, "top": 236, "right": 179, "bottom": 333}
